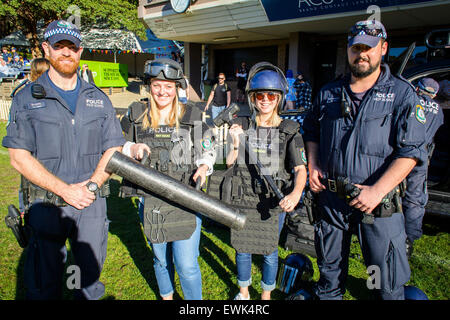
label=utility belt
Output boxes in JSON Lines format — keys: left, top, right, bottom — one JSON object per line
{"left": 322, "top": 175, "right": 405, "bottom": 222}
{"left": 23, "top": 177, "right": 110, "bottom": 208}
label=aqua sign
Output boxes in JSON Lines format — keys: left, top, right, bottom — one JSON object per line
{"left": 260, "top": 0, "right": 437, "bottom": 22}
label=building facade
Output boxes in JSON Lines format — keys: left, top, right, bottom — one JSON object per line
{"left": 138, "top": 0, "right": 450, "bottom": 100}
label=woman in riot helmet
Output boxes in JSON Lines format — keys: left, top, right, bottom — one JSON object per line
{"left": 120, "top": 58, "right": 216, "bottom": 300}
{"left": 226, "top": 62, "right": 307, "bottom": 300}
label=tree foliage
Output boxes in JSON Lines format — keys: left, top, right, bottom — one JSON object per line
{"left": 0, "top": 0, "right": 147, "bottom": 57}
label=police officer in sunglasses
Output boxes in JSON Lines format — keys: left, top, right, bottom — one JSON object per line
{"left": 226, "top": 62, "right": 307, "bottom": 300}
{"left": 303, "top": 20, "right": 428, "bottom": 300}
{"left": 119, "top": 58, "right": 216, "bottom": 300}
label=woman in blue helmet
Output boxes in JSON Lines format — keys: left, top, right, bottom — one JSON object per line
{"left": 226, "top": 62, "right": 307, "bottom": 300}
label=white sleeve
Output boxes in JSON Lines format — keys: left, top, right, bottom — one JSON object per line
{"left": 122, "top": 141, "right": 135, "bottom": 157}
{"left": 195, "top": 157, "right": 215, "bottom": 176}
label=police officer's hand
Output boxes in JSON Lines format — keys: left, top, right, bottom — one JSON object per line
{"left": 131, "top": 143, "right": 151, "bottom": 160}
{"left": 308, "top": 163, "right": 326, "bottom": 193}
{"left": 192, "top": 164, "right": 209, "bottom": 187}
{"left": 280, "top": 192, "right": 301, "bottom": 213}
{"left": 204, "top": 104, "right": 209, "bottom": 111}
{"left": 349, "top": 184, "right": 384, "bottom": 214}
{"left": 229, "top": 124, "right": 244, "bottom": 147}
{"left": 61, "top": 180, "right": 96, "bottom": 210}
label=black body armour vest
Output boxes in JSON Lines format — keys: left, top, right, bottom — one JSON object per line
{"left": 120, "top": 101, "right": 201, "bottom": 243}
{"left": 211, "top": 117, "right": 299, "bottom": 255}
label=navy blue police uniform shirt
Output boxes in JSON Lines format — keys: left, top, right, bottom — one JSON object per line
{"left": 419, "top": 94, "right": 444, "bottom": 146}
{"left": 2, "top": 70, "right": 126, "bottom": 184}
{"left": 46, "top": 72, "right": 80, "bottom": 114}
{"left": 302, "top": 63, "right": 428, "bottom": 186}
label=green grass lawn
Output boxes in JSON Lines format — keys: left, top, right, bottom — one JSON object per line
{"left": 0, "top": 120, "right": 448, "bottom": 300}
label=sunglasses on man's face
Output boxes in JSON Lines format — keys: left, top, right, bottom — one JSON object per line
{"left": 255, "top": 91, "right": 278, "bottom": 101}
{"left": 218, "top": 77, "right": 225, "bottom": 80}
{"left": 348, "top": 24, "right": 387, "bottom": 40}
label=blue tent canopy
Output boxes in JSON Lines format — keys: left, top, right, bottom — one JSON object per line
{"left": 138, "top": 30, "right": 182, "bottom": 56}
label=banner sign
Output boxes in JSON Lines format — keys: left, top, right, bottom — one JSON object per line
{"left": 80, "top": 60, "right": 128, "bottom": 87}
{"left": 260, "top": 0, "right": 437, "bottom": 22}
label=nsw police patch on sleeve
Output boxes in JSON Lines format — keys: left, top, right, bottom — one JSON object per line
{"left": 415, "top": 104, "right": 426, "bottom": 124}
{"left": 300, "top": 147, "right": 307, "bottom": 164}
{"left": 26, "top": 101, "right": 47, "bottom": 110}
{"left": 201, "top": 137, "right": 213, "bottom": 150}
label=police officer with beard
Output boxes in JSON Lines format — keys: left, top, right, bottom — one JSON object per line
{"left": 2, "top": 20, "right": 125, "bottom": 299}
{"left": 303, "top": 20, "right": 428, "bottom": 300}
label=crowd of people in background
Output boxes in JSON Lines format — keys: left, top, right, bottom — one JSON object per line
{"left": 0, "top": 46, "right": 30, "bottom": 79}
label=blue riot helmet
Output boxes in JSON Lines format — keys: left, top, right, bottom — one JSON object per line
{"left": 286, "top": 288, "right": 314, "bottom": 300}
{"left": 404, "top": 286, "right": 429, "bottom": 300}
{"left": 277, "top": 253, "right": 314, "bottom": 294}
{"left": 245, "top": 62, "right": 288, "bottom": 114}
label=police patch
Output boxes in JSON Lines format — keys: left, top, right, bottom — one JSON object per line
{"left": 86, "top": 99, "right": 104, "bottom": 108}
{"left": 415, "top": 104, "right": 426, "bottom": 124}
{"left": 57, "top": 21, "right": 73, "bottom": 29}
{"left": 300, "top": 147, "right": 307, "bottom": 164}
{"left": 201, "top": 137, "right": 213, "bottom": 150}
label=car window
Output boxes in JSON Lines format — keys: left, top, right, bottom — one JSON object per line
{"left": 389, "top": 45, "right": 428, "bottom": 72}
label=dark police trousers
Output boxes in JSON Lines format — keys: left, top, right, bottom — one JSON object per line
{"left": 24, "top": 198, "right": 109, "bottom": 300}
{"left": 403, "top": 167, "right": 428, "bottom": 241}
{"left": 314, "top": 191, "right": 410, "bottom": 300}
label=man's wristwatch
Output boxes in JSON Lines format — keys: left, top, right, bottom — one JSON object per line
{"left": 86, "top": 181, "right": 99, "bottom": 194}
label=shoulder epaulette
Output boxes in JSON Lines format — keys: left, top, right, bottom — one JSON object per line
{"left": 279, "top": 118, "right": 300, "bottom": 134}
{"left": 180, "top": 102, "right": 202, "bottom": 125}
{"left": 128, "top": 100, "right": 148, "bottom": 123}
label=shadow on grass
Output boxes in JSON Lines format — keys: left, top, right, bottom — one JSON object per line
{"left": 199, "top": 223, "right": 237, "bottom": 298}
{"left": 14, "top": 251, "right": 26, "bottom": 299}
{"left": 201, "top": 221, "right": 293, "bottom": 300}
{"left": 106, "top": 179, "right": 161, "bottom": 298}
{"left": 345, "top": 275, "right": 374, "bottom": 300}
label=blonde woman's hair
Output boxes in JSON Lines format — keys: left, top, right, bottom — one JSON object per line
{"left": 142, "top": 92, "right": 185, "bottom": 130}
{"left": 29, "top": 58, "right": 50, "bottom": 81}
{"left": 251, "top": 92, "right": 283, "bottom": 127}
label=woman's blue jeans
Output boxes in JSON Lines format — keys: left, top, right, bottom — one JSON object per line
{"left": 138, "top": 198, "right": 203, "bottom": 300}
{"left": 235, "top": 212, "right": 286, "bottom": 291}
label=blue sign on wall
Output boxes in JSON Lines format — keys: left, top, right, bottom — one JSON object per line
{"left": 261, "top": 0, "right": 437, "bottom": 22}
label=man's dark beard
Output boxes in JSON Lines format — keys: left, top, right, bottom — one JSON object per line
{"left": 49, "top": 56, "right": 78, "bottom": 76}
{"left": 349, "top": 58, "right": 380, "bottom": 78}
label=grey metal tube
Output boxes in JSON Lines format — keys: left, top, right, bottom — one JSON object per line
{"left": 106, "top": 151, "right": 246, "bottom": 230}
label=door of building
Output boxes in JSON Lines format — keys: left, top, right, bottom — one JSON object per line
{"left": 313, "top": 41, "right": 337, "bottom": 97}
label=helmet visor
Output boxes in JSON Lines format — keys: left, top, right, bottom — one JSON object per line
{"left": 277, "top": 262, "right": 299, "bottom": 294}
{"left": 149, "top": 62, "right": 183, "bottom": 80}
